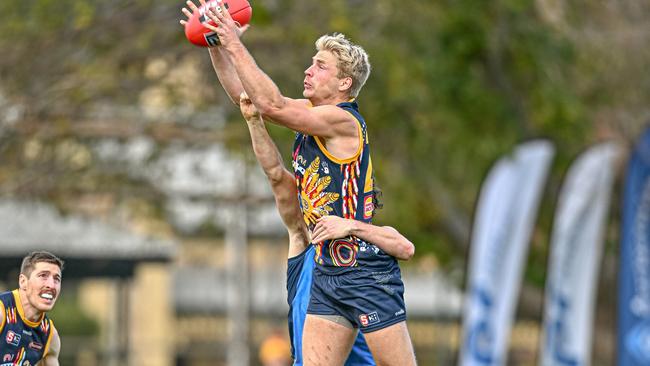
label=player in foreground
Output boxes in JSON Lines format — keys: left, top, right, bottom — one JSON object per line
{"left": 0, "top": 251, "right": 63, "bottom": 365}
{"left": 239, "top": 91, "right": 414, "bottom": 365}
{"left": 181, "top": 1, "right": 417, "bottom": 363}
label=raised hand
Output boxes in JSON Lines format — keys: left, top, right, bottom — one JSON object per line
{"left": 201, "top": 1, "right": 244, "bottom": 49}
{"left": 179, "top": 0, "right": 203, "bottom": 27}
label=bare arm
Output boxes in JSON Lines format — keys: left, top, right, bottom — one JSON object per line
{"left": 202, "top": 7, "right": 359, "bottom": 140}
{"left": 240, "top": 93, "right": 310, "bottom": 258}
{"left": 181, "top": 0, "right": 247, "bottom": 105}
{"left": 39, "top": 326, "right": 60, "bottom": 366}
{"left": 311, "top": 216, "right": 415, "bottom": 260}
{"left": 208, "top": 46, "right": 246, "bottom": 105}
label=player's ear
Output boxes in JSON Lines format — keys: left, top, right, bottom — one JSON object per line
{"left": 338, "top": 76, "right": 352, "bottom": 93}
{"left": 19, "top": 274, "right": 27, "bottom": 290}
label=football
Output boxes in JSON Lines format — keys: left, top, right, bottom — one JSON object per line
{"left": 184, "top": 0, "right": 252, "bottom": 47}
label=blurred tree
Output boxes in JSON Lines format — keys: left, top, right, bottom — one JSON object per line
{"left": 49, "top": 294, "right": 99, "bottom": 336}
{"left": 0, "top": 0, "right": 645, "bottom": 279}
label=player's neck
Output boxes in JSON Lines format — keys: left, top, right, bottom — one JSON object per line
{"left": 309, "top": 93, "right": 351, "bottom": 107}
{"left": 18, "top": 290, "right": 44, "bottom": 323}
{"left": 308, "top": 91, "right": 354, "bottom": 107}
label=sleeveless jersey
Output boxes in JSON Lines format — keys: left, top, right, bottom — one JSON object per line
{"left": 0, "top": 290, "right": 54, "bottom": 366}
{"left": 292, "top": 100, "right": 397, "bottom": 275}
{"left": 287, "top": 246, "right": 375, "bottom": 365}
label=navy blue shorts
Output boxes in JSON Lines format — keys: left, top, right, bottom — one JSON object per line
{"left": 307, "top": 266, "right": 407, "bottom": 333}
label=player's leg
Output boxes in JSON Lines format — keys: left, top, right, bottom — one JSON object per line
{"left": 363, "top": 321, "right": 417, "bottom": 366}
{"left": 340, "top": 266, "right": 414, "bottom": 365}
{"left": 302, "top": 314, "right": 357, "bottom": 366}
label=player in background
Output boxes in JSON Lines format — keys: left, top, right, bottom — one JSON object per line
{"left": 239, "top": 92, "right": 414, "bottom": 365}
{"left": 0, "top": 251, "right": 63, "bottom": 366}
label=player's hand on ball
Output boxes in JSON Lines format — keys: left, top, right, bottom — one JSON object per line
{"left": 202, "top": 2, "right": 242, "bottom": 48}
{"left": 179, "top": 0, "right": 201, "bottom": 27}
{"left": 181, "top": 0, "right": 251, "bottom": 47}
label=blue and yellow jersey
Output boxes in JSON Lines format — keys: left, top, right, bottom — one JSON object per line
{"left": 0, "top": 290, "right": 54, "bottom": 366}
{"left": 292, "top": 100, "right": 397, "bottom": 275}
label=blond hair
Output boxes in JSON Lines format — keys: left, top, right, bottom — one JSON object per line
{"left": 315, "top": 33, "right": 371, "bottom": 98}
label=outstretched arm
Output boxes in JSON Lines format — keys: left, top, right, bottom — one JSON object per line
{"left": 180, "top": 0, "right": 247, "bottom": 105}
{"left": 208, "top": 46, "right": 246, "bottom": 105}
{"left": 311, "top": 216, "right": 415, "bottom": 260}
{"left": 240, "top": 93, "right": 310, "bottom": 258}
{"left": 201, "top": 7, "right": 359, "bottom": 140}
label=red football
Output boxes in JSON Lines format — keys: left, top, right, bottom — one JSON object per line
{"left": 184, "top": 0, "right": 252, "bottom": 47}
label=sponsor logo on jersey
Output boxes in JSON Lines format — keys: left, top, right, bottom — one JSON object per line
{"left": 293, "top": 155, "right": 307, "bottom": 175}
{"left": 22, "top": 330, "right": 32, "bottom": 336}
{"left": 0, "top": 349, "right": 24, "bottom": 366}
{"left": 395, "top": 309, "right": 405, "bottom": 316}
{"left": 28, "top": 341, "right": 43, "bottom": 351}
{"left": 2, "top": 353, "right": 13, "bottom": 362}
{"left": 359, "top": 311, "right": 380, "bottom": 327}
{"left": 5, "top": 330, "right": 20, "bottom": 346}
{"left": 321, "top": 161, "right": 330, "bottom": 174}
{"left": 363, "top": 195, "right": 373, "bottom": 219}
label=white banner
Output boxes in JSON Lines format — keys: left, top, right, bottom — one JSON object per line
{"left": 459, "top": 140, "right": 555, "bottom": 366}
{"left": 539, "top": 142, "right": 621, "bottom": 366}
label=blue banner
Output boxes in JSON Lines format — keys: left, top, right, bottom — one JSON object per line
{"left": 619, "top": 128, "right": 650, "bottom": 365}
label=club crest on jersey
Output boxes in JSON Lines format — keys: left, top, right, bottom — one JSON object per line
{"left": 5, "top": 330, "right": 20, "bottom": 346}
{"left": 2, "top": 353, "right": 13, "bottom": 362}
{"left": 359, "top": 312, "right": 380, "bottom": 327}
